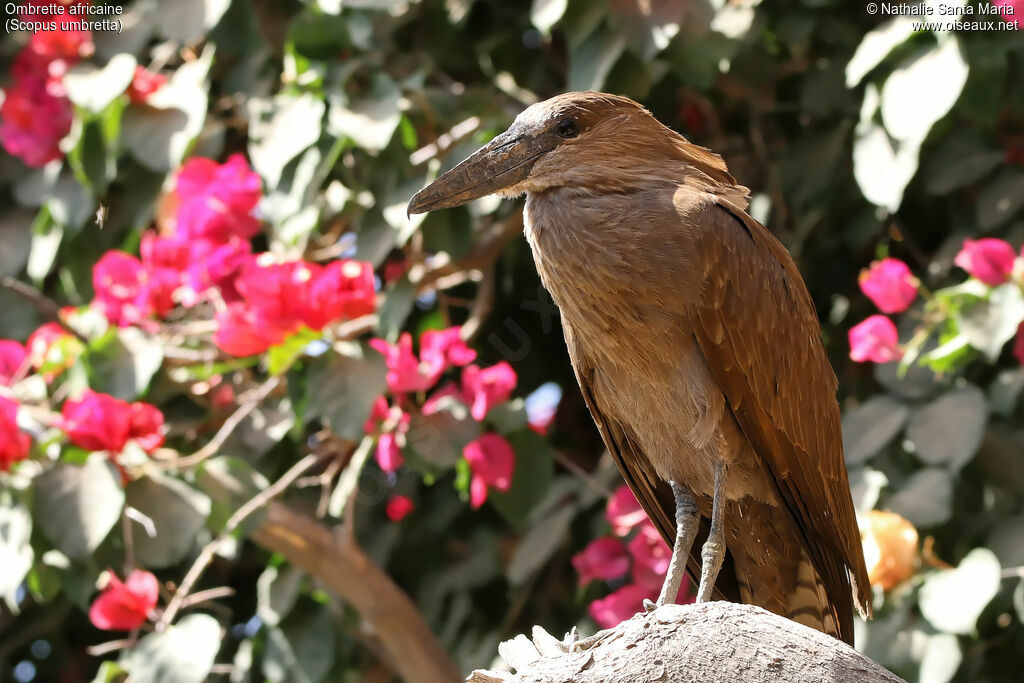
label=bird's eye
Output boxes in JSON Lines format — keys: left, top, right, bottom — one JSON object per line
{"left": 555, "top": 119, "right": 579, "bottom": 139}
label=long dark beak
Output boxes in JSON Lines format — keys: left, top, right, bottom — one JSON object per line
{"left": 407, "top": 127, "right": 551, "bottom": 215}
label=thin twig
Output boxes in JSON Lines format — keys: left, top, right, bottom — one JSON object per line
{"left": 179, "top": 586, "right": 236, "bottom": 608}
{"left": 328, "top": 435, "right": 374, "bottom": 520}
{"left": 156, "top": 452, "right": 321, "bottom": 629}
{"left": 0, "top": 276, "right": 88, "bottom": 343}
{"left": 86, "top": 637, "right": 138, "bottom": 657}
{"left": 461, "top": 268, "right": 495, "bottom": 343}
{"left": 162, "top": 375, "right": 281, "bottom": 469}
{"left": 553, "top": 450, "right": 614, "bottom": 499}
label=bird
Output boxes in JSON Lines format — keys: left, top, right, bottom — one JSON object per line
{"left": 407, "top": 91, "right": 872, "bottom": 645}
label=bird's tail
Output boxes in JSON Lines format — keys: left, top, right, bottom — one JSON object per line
{"left": 785, "top": 552, "right": 840, "bottom": 640}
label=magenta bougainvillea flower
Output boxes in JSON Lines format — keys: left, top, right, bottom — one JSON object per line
{"left": 572, "top": 537, "right": 630, "bottom": 586}
{"left": 463, "top": 433, "right": 515, "bottom": 509}
{"left": 587, "top": 584, "right": 652, "bottom": 630}
{"left": 126, "top": 66, "right": 167, "bottom": 104}
{"left": 461, "top": 362, "right": 517, "bottom": 421}
{"left": 174, "top": 154, "right": 262, "bottom": 244}
{"left": 953, "top": 238, "right": 1016, "bottom": 286}
{"left": 858, "top": 258, "right": 918, "bottom": 314}
{"left": 385, "top": 495, "right": 415, "bottom": 521}
{"left": 60, "top": 389, "right": 164, "bottom": 455}
{"left": 605, "top": 485, "right": 647, "bottom": 536}
{"left": 0, "top": 397, "right": 31, "bottom": 472}
{"left": 849, "top": 315, "right": 902, "bottom": 363}
{"left": 0, "top": 340, "right": 29, "bottom": 386}
{"left": 88, "top": 570, "right": 158, "bottom": 631}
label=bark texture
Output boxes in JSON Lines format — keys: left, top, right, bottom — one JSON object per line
{"left": 252, "top": 501, "right": 461, "bottom": 683}
{"left": 468, "top": 602, "right": 905, "bottom": 683}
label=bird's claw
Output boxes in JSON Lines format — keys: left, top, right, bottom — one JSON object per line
{"left": 566, "top": 627, "right": 614, "bottom": 652}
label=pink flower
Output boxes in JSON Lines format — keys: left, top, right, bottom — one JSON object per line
{"left": 213, "top": 303, "right": 273, "bottom": 357}
{"left": 587, "top": 584, "right": 652, "bottom": 629}
{"left": 858, "top": 258, "right": 918, "bottom": 314}
{"left": 299, "top": 260, "right": 377, "bottom": 330}
{"left": 849, "top": 315, "right": 902, "bottom": 363}
{"left": 128, "top": 403, "right": 164, "bottom": 453}
{"left": 174, "top": 155, "right": 262, "bottom": 244}
{"left": 463, "top": 433, "right": 515, "bottom": 508}
{"left": 992, "top": 0, "right": 1023, "bottom": 25}
{"left": 628, "top": 521, "right": 672, "bottom": 592}
{"left": 233, "top": 258, "right": 309, "bottom": 337}
{"left": 606, "top": 485, "right": 648, "bottom": 537}
{"left": 461, "top": 362, "right": 517, "bottom": 421}
{"left": 420, "top": 327, "right": 477, "bottom": 380}
{"left": 954, "top": 238, "right": 1016, "bottom": 286}
{"left": 61, "top": 389, "right": 132, "bottom": 453}
{"left": 376, "top": 432, "right": 404, "bottom": 473}
{"left": 0, "top": 340, "right": 29, "bottom": 386}
{"left": 0, "top": 69, "right": 73, "bottom": 167}
{"left": 0, "top": 397, "right": 31, "bottom": 471}
{"left": 60, "top": 390, "right": 163, "bottom": 456}
{"left": 363, "top": 396, "right": 390, "bottom": 432}
{"left": 572, "top": 537, "right": 630, "bottom": 586}
{"left": 140, "top": 231, "right": 190, "bottom": 272}
{"left": 370, "top": 333, "right": 435, "bottom": 394}
{"left": 92, "top": 251, "right": 176, "bottom": 327}
{"left": 126, "top": 66, "right": 166, "bottom": 104}
{"left": 181, "top": 237, "right": 251, "bottom": 305}
{"left": 385, "top": 495, "right": 415, "bottom": 521}
{"left": 88, "top": 570, "right": 158, "bottom": 631}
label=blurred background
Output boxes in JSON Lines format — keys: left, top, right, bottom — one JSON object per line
{"left": 1, "top": 0, "right": 1024, "bottom": 681}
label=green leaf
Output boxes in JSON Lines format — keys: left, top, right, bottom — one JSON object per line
{"left": 250, "top": 93, "right": 326, "bottom": 190}
{"left": 531, "top": 0, "right": 567, "bottom": 34}
{"left": 120, "top": 613, "right": 221, "bottom": 683}
{"left": 506, "top": 504, "right": 572, "bottom": 586}
{"left": 155, "top": 0, "right": 231, "bottom": 43}
{"left": 122, "top": 48, "right": 213, "bottom": 171}
{"left": 957, "top": 282, "right": 1024, "bottom": 363}
{"left": 845, "top": 17, "right": 916, "bottom": 87}
{"left": 267, "top": 327, "right": 322, "bottom": 376}
{"left": 905, "top": 385, "right": 987, "bottom": 471}
{"left": 918, "top": 633, "right": 962, "bottom": 683}
{"left": 0, "top": 498, "right": 33, "bottom": 610}
{"left": 881, "top": 37, "right": 968, "bottom": 144}
{"left": 841, "top": 394, "right": 909, "bottom": 465}
{"left": 976, "top": 168, "right": 1024, "bottom": 230}
{"left": 87, "top": 327, "right": 165, "bottom": 400}
{"left": 374, "top": 276, "right": 416, "bottom": 343}
{"left": 125, "top": 474, "right": 212, "bottom": 568}
{"left": 305, "top": 341, "right": 387, "bottom": 440}
{"left": 919, "top": 548, "right": 1000, "bottom": 635}
{"left": 64, "top": 54, "right": 137, "bottom": 114}
{"left": 262, "top": 603, "right": 335, "bottom": 683}
{"left": 568, "top": 27, "right": 626, "bottom": 92}
{"left": 196, "top": 456, "right": 270, "bottom": 533}
{"left": 26, "top": 206, "right": 62, "bottom": 284}
{"left": 34, "top": 459, "right": 124, "bottom": 560}
{"left": 487, "top": 430, "right": 554, "bottom": 526}
{"left": 327, "top": 74, "right": 402, "bottom": 153}
{"left": 91, "top": 661, "right": 129, "bottom": 683}
{"left": 0, "top": 208, "right": 34, "bottom": 276}
{"left": 924, "top": 130, "right": 1005, "bottom": 195}
{"left": 853, "top": 116, "right": 921, "bottom": 213}
{"left": 886, "top": 467, "right": 952, "bottom": 527}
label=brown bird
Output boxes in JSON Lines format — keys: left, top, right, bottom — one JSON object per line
{"left": 408, "top": 92, "right": 872, "bottom": 645}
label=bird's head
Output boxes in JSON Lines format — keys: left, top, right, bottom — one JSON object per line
{"left": 408, "top": 91, "right": 734, "bottom": 215}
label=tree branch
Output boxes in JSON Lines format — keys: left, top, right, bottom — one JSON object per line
{"left": 251, "top": 501, "right": 462, "bottom": 683}
{"left": 469, "top": 602, "right": 905, "bottom": 683}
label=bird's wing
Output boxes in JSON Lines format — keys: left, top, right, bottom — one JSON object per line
{"left": 563, "top": 320, "right": 741, "bottom": 603}
{"left": 686, "top": 193, "right": 873, "bottom": 636}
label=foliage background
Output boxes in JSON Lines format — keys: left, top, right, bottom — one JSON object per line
{"left": 2, "top": 0, "right": 1024, "bottom": 681}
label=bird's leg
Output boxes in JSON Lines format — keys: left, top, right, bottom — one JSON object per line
{"left": 696, "top": 461, "right": 727, "bottom": 603}
{"left": 652, "top": 481, "right": 700, "bottom": 608}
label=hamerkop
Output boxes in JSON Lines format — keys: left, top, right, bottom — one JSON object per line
{"left": 408, "top": 91, "right": 871, "bottom": 645}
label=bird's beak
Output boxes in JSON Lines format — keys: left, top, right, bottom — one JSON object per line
{"left": 407, "top": 127, "right": 552, "bottom": 215}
